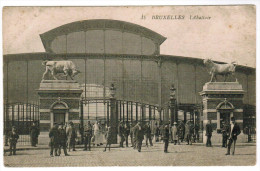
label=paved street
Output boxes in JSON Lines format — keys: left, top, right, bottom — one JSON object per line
{"left": 4, "top": 142, "right": 256, "bottom": 167}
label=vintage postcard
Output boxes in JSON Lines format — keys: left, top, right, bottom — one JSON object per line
{"left": 2, "top": 6, "right": 256, "bottom": 167}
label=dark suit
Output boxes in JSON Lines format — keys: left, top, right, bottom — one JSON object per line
{"left": 135, "top": 125, "right": 144, "bottom": 152}
{"left": 162, "top": 126, "right": 170, "bottom": 152}
{"left": 184, "top": 123, "right": 192, "bottom": 145}
{"left": 206, "top": 123, "right": 213, "bottom": 147}
{"left": 49, "top": 127, "right": 59, "bottom": 156}
{"left": 30, "top": 125, "right": 39, "bottom": 147}
{"left": 144, "top": 125, "right": 153, "bottom": 147}
{"left": 58, "top": 128, "right": 69, "bottom": 155}
{"left": 124, "top": 125, "right": 130, "bottom": 147}
{"left": 227, "top": 123, "right": 241, "bottom": 155}
{"left": 8, "top": 131, "right": 19, "bottom": 155}
{"left": 118, "top": 124, "right": 125, "bottom": 147}
{"left": 178, "top": 122, "right": 185, "bottom": 142}
{"left": 84, "top": 124, "right": 92, "bottom": 151}
{"left": 222, "top": 123, "right": 230, "bottom": 148}
{"left": 194, "top": 124, "right": 200, "bottom": 142}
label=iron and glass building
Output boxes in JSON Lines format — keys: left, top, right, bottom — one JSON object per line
{"left": 3, "top": 20, "right": 256, "bottom": 141}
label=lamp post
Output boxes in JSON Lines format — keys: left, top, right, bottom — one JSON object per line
{"left": 170, "top": 84, "right": 177, "bottom": 125}
{"left": 80, "top": 96, "right": 84, "bottom": 144}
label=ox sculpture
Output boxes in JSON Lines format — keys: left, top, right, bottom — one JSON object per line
{"left": 203, "top": 59, "right": 237, "bottom": 82}
{"left": 42, "top": 60, "right": 80, "bottom": 80}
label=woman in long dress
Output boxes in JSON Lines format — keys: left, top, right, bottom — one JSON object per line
{"left": 93, "top": 121, "right": 102, "bottom": 146}
{"left": 171, "top": 122, "right": 180, "bottom": 145}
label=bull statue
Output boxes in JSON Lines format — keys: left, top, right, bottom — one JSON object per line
{"left": 42, "top": 60, "right": 80, "bottom": 80}
{"left": 203, "top": 59, "right": 237, "bottom": 82}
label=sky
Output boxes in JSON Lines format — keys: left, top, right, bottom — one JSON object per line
{"left": 2, "top": 6, "right": 256, "bottom": 68}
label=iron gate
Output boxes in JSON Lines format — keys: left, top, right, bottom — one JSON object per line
{"left": 4, "top": 102, "right": 40, "bottom": 145}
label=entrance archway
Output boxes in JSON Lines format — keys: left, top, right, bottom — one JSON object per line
{"left": 50, "top": 101, "right": 69, "bottom": 127}
{"left": 216, "top": 99, "right": 234, "bottom": 130}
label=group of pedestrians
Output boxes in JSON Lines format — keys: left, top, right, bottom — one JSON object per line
{"left": 116, "top": 121, "right": 154, "bottom": 152}
{"left": 155, "top": 121, "right": 200, "bottom": 146}
{"left": 6, "top": 117, "right": 241, "bottom": 157}
{"left": 49, "top": 122, "right": 77, "bottom": 157}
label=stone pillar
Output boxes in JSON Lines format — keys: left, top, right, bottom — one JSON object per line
{"left": 200, "top": 82, "right": 245, "bottom": 144}
{"left": 109, "top": 84, "right": 118, "bottom": 144}
{"left": 38, "top": 80, "right": 82, "bottom": 132}
{"left": 169, "top": 84, "right": 177, "bottom": 125}
{"left": 217, "top": 111, "right": 220, "bottom": 129}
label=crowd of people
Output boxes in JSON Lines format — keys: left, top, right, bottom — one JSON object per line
{"left": 6, "top": 117, "right": 241, "bottom": 157}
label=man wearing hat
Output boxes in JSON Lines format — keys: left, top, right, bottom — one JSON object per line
{"left": 171, "top": 122, "right": 179, "bottom": 145}
{"left": 226, "top": 117, "right": 241, "bottom": 155}
{"left": 67, "top": 121, "right": 77, "bottom": 151}
{"left": 178, "top": 121, "right": 185, "bottom": 142}
{"left": 58, "top": 123, "right": 69, "bottom": 156}
{"left": 8, "top": 126, "right": 19, "bottom": 156}
{"left": 30, "top": 121, "right": 40, "bottom": 147}
{"left": 134, "top": 122, "right": 144, "bottom": 152}
{"left": 84, "top": 121, "right": 92, "bottom": 151}
{"left": 205, "top": 120, "right": 213, "bottom": 147}
{"left": 194, "top": 122, "right": 200, "bottom": 143}
{"left": 118, "top": 121, "right": 125, "bottom": 147}
{"left": 162, "top": 124, "right": 170, "bottom": 153}
{"left": 185, "top": 121, "right": 192, "bottom": 145}
{"left": 49, "top": 123, "right": 59, "bottom": 157}
{"left": 144, "top": 122, "right": 153, "bottom": 147}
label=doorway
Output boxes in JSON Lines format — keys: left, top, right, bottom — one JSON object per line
{"left": 220, "top": 111, "right": 230, "bottom": 128}
{"left": 54, "top": 110, "right": 66, "bottom": 124}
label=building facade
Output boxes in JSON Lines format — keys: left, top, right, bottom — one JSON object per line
{"left": 3, "top": 19, "right": 256, "bottom": 142}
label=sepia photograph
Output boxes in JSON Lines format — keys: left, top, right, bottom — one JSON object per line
{"left": 2, "top": 5, "right": 256, "bottom": 167}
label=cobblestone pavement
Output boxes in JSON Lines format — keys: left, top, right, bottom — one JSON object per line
{"left": 4, "top": 143, "right": 256, "bottom": 167}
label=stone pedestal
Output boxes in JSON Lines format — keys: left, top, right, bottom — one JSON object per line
{"left": 38, "top": 80, "right": 83, "bottom": 132}
{"left": 200, "top": 82, "right": 245, "bottom": 143}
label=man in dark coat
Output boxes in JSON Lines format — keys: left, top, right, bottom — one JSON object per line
{"left": 144, "top": 122, "right": 153, "bottom": 147}
{"left": 205, "top": 120, "right": 213, "bottom": 147}
{"left": 222, "top": 121, "right": 230, "bottom": 148}
{"left": 49, "top": 123, "right": 59, "bottom": 157}
{"left": 58, "top": 124, "right": 69, "bottom": 156}
{"left": 185, "top": 121, "right": 192, "bottom": 145}
{"left": 8, "top": 126, "right": 19, "bottom": 156}
{"left": 162, "top": 124, "right": 170, "bottom": 153}
{"left": 118, "top": 121, "right": 125, "bottom": 147}
{"left": 135, "top": 122, "right": 144, "bottom": 152}
{"left": 84, "top": 121, "right": 92, "bottom": 151}
{"left": 178, "top": 121, "right": 185, "bottom": 142}
{"left": 124, "top": 123, "right": 130, "bottom": 147}
{"left": 226, "top": 117, "right": 241, "bottom": 155}
{"left": 155, "top": 123, "right": 160, "bottom": 142}
{"left": 30, "top": 122, "right": 40, "bottom": 147}
{"left": 194, "top": 122, "right": 200, "bottom": 142}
